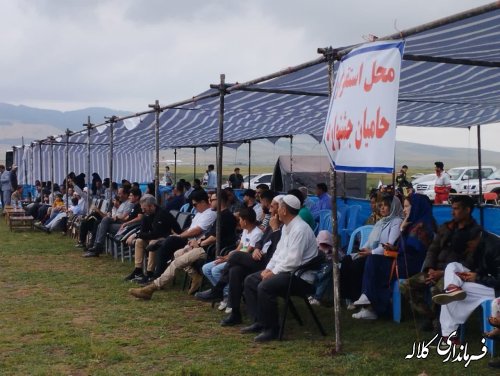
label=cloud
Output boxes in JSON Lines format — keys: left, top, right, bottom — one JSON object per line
{"left": 0, "top": 0, "right": 497, "bottom": 151}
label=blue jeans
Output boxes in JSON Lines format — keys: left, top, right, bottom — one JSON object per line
{"left": 202, "top": 260, "right": 229, "bottom": 297}
{"left": 312, "top": 262, "right": 333, "bottom": 300}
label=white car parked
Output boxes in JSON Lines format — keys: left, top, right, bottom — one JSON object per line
{"left": 414, "top": 166, "right": 496, "bottom": 201}
{"left": 245, "top": 173, "right": 273, "bottom": 190}
{"left": 458, "top": 169, "right": 500, "bottom": 196}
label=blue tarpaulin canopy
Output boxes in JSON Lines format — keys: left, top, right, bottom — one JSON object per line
{"left": 25, "top": 2, "right": 500, "bottom": 173}
{"left": 78, "top": 2, "right": 500, "bottom": 152}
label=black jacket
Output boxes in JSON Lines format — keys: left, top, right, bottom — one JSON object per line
{"left": 422, "top": 218, "right": 482, "bottom": 272}
{"left": 137, "top": 206, "right": 181, "bottom": 241}
{"left": 472, "top": 231, "right": 500, "bottom": 293}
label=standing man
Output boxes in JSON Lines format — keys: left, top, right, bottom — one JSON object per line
{"left": 228, "top": 168, "right": 244, "bottom": 189}
{"left": 0, "top": 164, "right": 16, "bottom": 206}
{"left": 310, "top": 182, "right": 332, "bottom": 220}
{"left": 206, "top": 164, "right": 217, "bottom": 190}
{"left": 434, "top": 161, "right": 451, "bottom": 204}
{"left": 161, "top": 166, "right": 173, "bottom": 186}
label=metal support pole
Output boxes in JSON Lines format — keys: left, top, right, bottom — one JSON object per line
{"left": 248, "top": 140, "right": 252, "bottom": 187}
{"left": 324, "top": 46, "right": 341, "bottom": 354}
{"left": 174, "top": 148, "right": 178, "bottom": 183}
{"left": 84, "top": 117, "right": 93, "bottom": 214}
{"left": 30, "top": 143, "right": 34, "bottom": 187}
{"left": 193, "top": 147, "right": 197, "bottom": 180}
{"left": 22, "top": 139, "right": 27, "bottom": 185}
{"left": 50, "top": 136, "right": 55, "bottom": 198}
{"left": 216, "top": 74, "right": 226, "bottom": 256}
{"left": 148, "top": 100, "right": 161, "bottom": 202}
{"left": 65, "top": 129, "right": 71, "bottom": 210}
{"left": 39, "top": 141, "right": 43, "bottom": 185}
{"left": 477, "top": 125, "right": 484, "bottom": 226}
{"left": 105, "top": 116, "right": 116, "bottom": 211}
{"left": 289, "top": 135, "right": 294, "bottom": 189}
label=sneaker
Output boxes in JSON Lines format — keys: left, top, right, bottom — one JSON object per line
{"left": 218, "top": 299, "right": 228, "bottom": 311}
{"left": 82, "top": 251, "right": 99, "bottom": 258}
{"left": 308, "top": 297, "right": 321, "bottom": 306}
{"left": 74, "top": 243, "right": 85, "bottom": 248}
{"left": 352, "top": 307, "right": 377, "bottom": 320}
{"left": 124, "top": 269, "right": 144, "bottom": 282}
{"left": 225, "top": 306, "right": 233, "bottom": 314}
{"left": 347, "top": 303, "right": 356, "bottom": 310}
{"left": 432, "top": 287, "right": 466, "bottom": 305}
{"left": 353, "top": 293, "right": 371, "bottom": 306}
{"left": 136, "top": 273, "right": 155, "bottom": 285}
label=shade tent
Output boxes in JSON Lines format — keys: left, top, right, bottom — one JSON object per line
{"left": 25, "top": 3, "right": 500, "bottom": 179}
{"left": 14, "top": 142, "right": 153, "bottom": 185}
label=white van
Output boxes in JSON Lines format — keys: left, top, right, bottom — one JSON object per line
{"left": 414, "top": 166, "right": 496, "bottom": 201}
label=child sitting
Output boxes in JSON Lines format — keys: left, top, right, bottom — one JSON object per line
{"left": 308, "top": 230, "right": 333, "bottom": 305}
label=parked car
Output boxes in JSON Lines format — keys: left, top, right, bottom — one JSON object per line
{"left": 411, "top": 173, "right": 436, "bottom": 184}
{"left": 458, "top": 169, "right": 500, "bottom": 196}
{"left": 246, "top": 173, "right": 273, "bottom": 190}
{"left": 414, "top": 166, "right": 496, "bottom": 201}
{"left": 222, "top": 174, "right": 257, "bottom": 189}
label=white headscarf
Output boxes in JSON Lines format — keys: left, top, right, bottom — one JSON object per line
{"left": 365, "top": 196, "right": 404, "bottom": 250}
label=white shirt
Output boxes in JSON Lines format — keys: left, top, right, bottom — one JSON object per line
{"left": 190, "top": 208, "right": 217, "bottom": 239}
{"left": 207, "top": 170, "right": 217, "bottom": 188}
{"left": 435, "top": 172, "right": 451, "bottom": 187}
{"left": 240, "top": 226, "right": 263, "bottom": 252}
{"left": 266, "top": 215, "right": 318, "bottom": 282}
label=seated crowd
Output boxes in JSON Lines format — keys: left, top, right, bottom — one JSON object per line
{"left": 8, "top": 170, "right": 500, "bottom": 349}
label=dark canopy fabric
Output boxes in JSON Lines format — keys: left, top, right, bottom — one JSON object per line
{"left": 39, "top": 3, "right": 500, "bottom": 153}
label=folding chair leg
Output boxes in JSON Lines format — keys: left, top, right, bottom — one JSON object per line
{"left": 288, "top": 300, "right": 304, "bottom": 326}
{"left": 279, "top": 297, "right": 290, "bottom": 341}
{"left": 304, "top": 298, "right": 327, "bottom": 336}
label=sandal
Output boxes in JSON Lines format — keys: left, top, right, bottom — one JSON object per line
{"left": 488, "top": 316, "right": 500, "bottom": 328}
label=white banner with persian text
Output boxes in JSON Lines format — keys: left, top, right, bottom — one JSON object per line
{"left": 322, "top": 40, "right": 404, "bottom": 173}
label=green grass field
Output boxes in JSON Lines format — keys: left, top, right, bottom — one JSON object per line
{"left": 0, "top": 215, "right": 492, "bottom": 375}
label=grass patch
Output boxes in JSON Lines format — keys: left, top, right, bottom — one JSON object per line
{"left": 0, "top": 217, "right": 492, "bottom": 375}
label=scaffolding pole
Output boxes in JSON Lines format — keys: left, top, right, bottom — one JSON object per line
{"left": 148, "top": 100, "right": 161, "bottom": 202}
{"left": 477, "top": 125, "right": 484, "bottom": 226}
{"left": 323, "top": 46, "right": 342, "bottom": 354}
{"left": 193, "top": 147, "right": 197, "bottom": 180}
{"left": 65, "top": 129, "right": 71, "bottom": 210}
{"left": 84, "top": 117, "right": 93, "bottom": 214}
{"left": 216, "top": 74, "right": 226, "bottom": 256}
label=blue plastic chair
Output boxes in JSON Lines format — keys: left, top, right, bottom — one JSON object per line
{"left": 346, "top": 225, "right": 374, "bottom": 255}
{"left": 340, "top": 205, "right": 362, "bottom": 248}
{"left": 179, "top": 203, "right": 190, "bottom": 213}
{"left": 318, "top": 210, "right": 333, "bottom": 233}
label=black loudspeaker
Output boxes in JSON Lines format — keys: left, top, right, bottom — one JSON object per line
{"left": 5, "top": 151, "right": 13, "bottom": 169}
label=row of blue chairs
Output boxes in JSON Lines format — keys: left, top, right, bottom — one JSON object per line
{"left": 317, "top": 205, "right": 364, "bottom": 248}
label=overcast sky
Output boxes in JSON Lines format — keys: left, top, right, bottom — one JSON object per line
{"left": 1, "top": 0, "right": 498, "bottom": 151}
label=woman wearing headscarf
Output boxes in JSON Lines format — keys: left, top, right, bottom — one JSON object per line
{"left": 352, "top": 195, "right": 404, "bottom": 320}
{"left": 398, "top": 193, "right": 436, "bottom": 279}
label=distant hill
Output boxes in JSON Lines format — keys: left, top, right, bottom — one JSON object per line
{"left": 0, "top": 103, "right": 130, "bottom": 133}
{"left": 1, "top": 103, "right": 499, "bottom": 169}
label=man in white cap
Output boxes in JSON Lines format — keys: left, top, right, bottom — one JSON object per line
{"left": 242, "top": 194, "right": 318, "bottom": 342}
